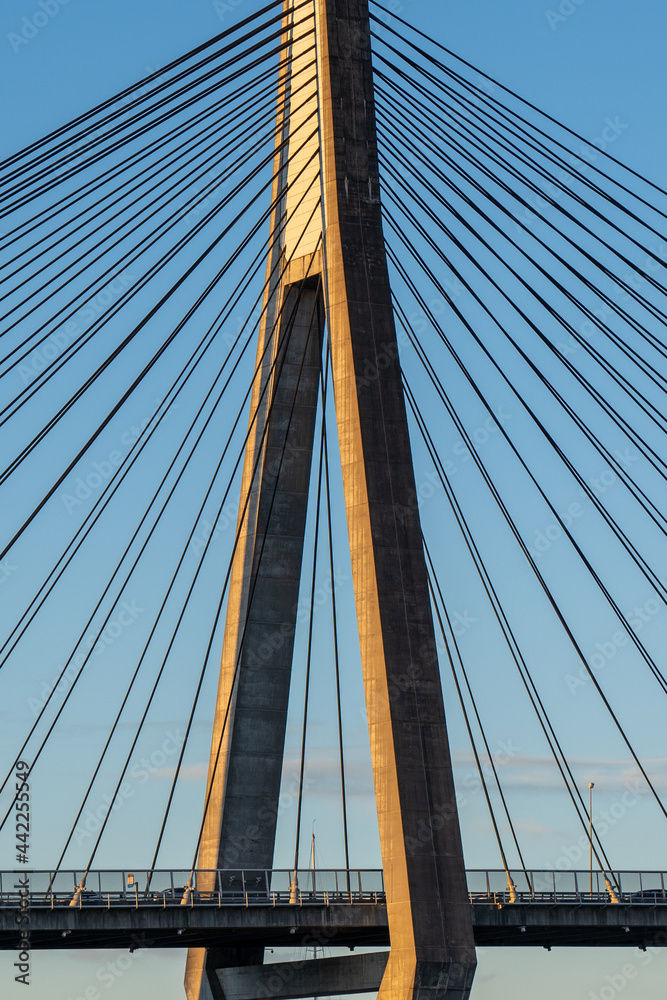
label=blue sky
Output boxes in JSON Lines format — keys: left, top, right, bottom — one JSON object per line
{"left": 2, "top": 0, "right": 667, "bottom": 998}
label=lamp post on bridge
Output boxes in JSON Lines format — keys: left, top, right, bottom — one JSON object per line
{"left": 589, "top": 781, "right": 595, "bottom": 896}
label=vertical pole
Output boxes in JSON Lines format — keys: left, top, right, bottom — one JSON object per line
{"left": 589, "top": 781, "right": 594, "bottom": 897}
{"left": 316, "top": 1, "right": 476, "bottom": 997}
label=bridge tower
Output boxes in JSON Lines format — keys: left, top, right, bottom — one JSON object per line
{"left": 185, "top": 1, "right": 476, "bottom": 998}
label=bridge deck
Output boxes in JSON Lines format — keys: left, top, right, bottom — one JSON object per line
{"left": 0, "top": 903, "right": 385, "bottom": 951}
{"left": 3, "top": 903, "right": 667, "bottom": 951}
{"left": 2, "top": 870, "right": 666, "bottom": 950}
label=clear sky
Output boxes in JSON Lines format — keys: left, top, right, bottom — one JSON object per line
{"left": 2, "top": 0, "right": 667, "bottom": 998}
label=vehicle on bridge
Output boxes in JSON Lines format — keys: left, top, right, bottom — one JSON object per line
{"left": 628, "top": 888, "right": 667, "bottom": 902}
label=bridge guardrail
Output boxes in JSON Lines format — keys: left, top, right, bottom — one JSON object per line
{"left": 0, "top": 869, "right": 385, "bottom": 908}
{"left": 467, "top": 869, "right": 667, "bottom": 904}
{"left": 1, "top": 869, "right": 666, "bottom": 907}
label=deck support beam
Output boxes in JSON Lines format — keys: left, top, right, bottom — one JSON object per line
{"left": 216, "top": 952, "right": 389, "bottom": 1000}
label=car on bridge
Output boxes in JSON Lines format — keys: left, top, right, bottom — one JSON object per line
{"left": 628, "top": 888, "right": 667, "bottom": 902}
{"left": 150, "top": 885, "right": 217, "bottom": 904}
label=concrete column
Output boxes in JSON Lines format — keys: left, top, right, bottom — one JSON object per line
{"left": 187, "top": 0, "right": 475, "bottom": 997}
{"left": 184, "top": 279, "right": 324, "bottom": 1000}
{"left": 185, "top": 4, "right": 324, "bottom": 996}
{"left": 282, "top": 0, "right": 321, "bottom": 260}
{"left": 316, "top": 1, "right": 476, "bottom": 997}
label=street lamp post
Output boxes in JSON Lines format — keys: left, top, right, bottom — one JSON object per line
{"left": 589, "top": 782, "right": 595, "bottom": 896}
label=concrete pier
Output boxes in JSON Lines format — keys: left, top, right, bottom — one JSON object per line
{"left": 186, "top": 1, "right": 476, "bottom": 997}
{"left": 317, "top": 1, "right": 476, "bottom": 997}
{"left": 185, "top": 5, "right": 325, "bottom": 996}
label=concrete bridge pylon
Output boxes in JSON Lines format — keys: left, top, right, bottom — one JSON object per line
{"left": 185, "top": 2, "right": 476, "bottom": 998}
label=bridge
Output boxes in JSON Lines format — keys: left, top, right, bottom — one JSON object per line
{"left": 2, "top": 0, "right": 667, "bottom": 998}
{"left": 3, "top": 870, "right": 667, "bottom": 957}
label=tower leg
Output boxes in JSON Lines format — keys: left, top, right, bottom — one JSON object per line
{"left": 316, "top": 1, "right": 476, "bottom": 996}
{"left": 184, "top": 278, "right": 324, "bottom": 1000}
{"left": 187, "top": 0, "right": 475, "bottom": 996}
{"left": 186, "top": 1, "right": 325, "bottom": 994}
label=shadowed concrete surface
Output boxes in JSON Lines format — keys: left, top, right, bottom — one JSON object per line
{"left": 185, "top": 1, "right": 326, "bottom": 994}
{"left": 185, "top": 275, "right": 325, "bottom": 1000}
{"left": 4, "top": 904, "right": 665, "bottom": 950}
{"left": 216, "top": 952, "right": 390, "bottom": 999}
{"left": 318, "top": 0, "right": 476, "bottom": 995}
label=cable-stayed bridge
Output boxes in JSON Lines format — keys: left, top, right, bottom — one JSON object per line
{"left": 2, "top": 1, "right": 667, "bottom": 998}
{"left": 3, "top": 868, "right": 667, "bottom": 952}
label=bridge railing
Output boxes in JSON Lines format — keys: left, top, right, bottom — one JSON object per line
{"left": 2, "top": 869, "right": 666, "bottom": 907}
{"left": 0, "top": 869, "right": 386, "bottom": 908}
{"left": 467, "top": 869, "right": 667, "bottom": 904}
